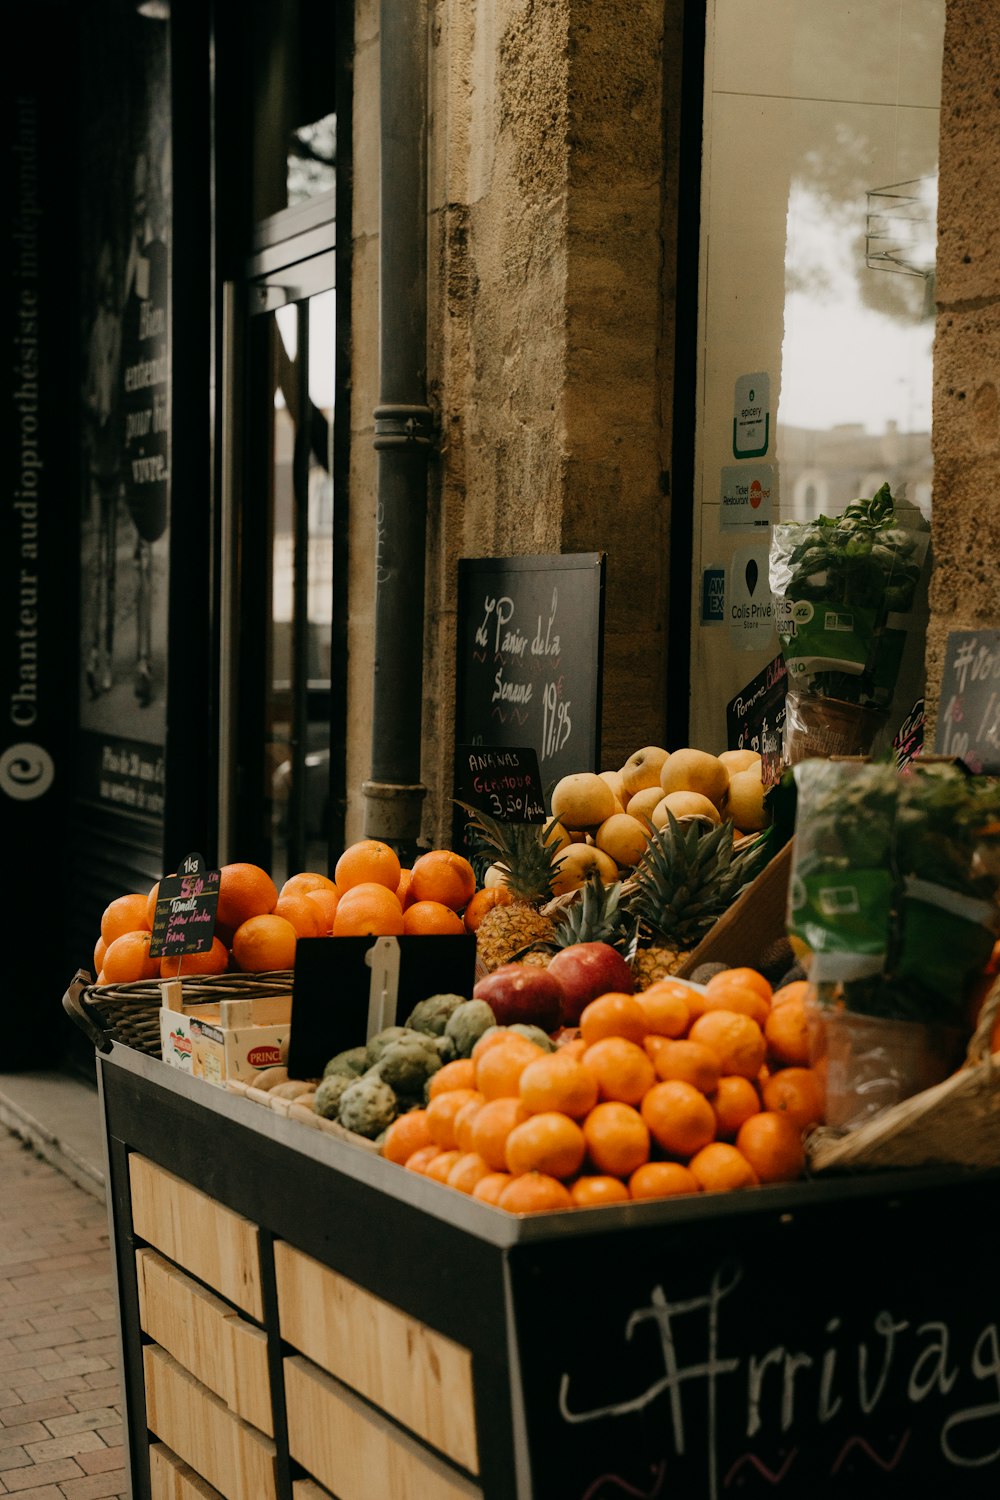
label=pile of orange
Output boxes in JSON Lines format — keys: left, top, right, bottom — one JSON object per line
{"left": 90, "top": 840, "right": 481, "bottom": 984}
{"left": 381, "top": 966, "right": 824, "bottom": 1213}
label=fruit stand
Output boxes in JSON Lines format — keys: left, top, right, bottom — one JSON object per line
{"left": 96, "top": 1036, "right": 1000, "bottom": 1500}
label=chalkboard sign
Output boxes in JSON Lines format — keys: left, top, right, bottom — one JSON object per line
{"left": 455, "top": 554, "right": 606, "bottom": 803}
{"left": 287, "top": 933, "right": 478, "bottom": 1080}
{"left": 455, "top": 745, "right": 546, "bottom": 823}
{"left": 510, "top": 1173, "right": 1000, "bottom": 1498}
{"left": 933, "top": 629, "right": 1000, "bottom": 772}
{"left": 148, "top": 852, "right": 219, "bottom": 959}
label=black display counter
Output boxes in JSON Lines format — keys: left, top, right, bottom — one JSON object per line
{"left": 96, "top": 1042, "right": 1000, "bottom": 1500}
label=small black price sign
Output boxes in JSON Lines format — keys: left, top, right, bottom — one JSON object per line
{"left": 455, "top": 744, "right": 547, "bottom": 823}
{"left": 934, "top": 629, "right": 1000, "bottom": 773}
{"left": 148, "top": 851, "right": 221, "bottom": 959}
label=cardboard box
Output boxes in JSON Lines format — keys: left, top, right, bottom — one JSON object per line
{"left": 159, "top": 982, "right": 292, "bottom": 1086}
{"left": 674, "top": 839, "right": 794, "bottom": 979}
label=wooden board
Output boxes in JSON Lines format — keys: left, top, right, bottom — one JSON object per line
{"left": 137, "top": 1248, "right": 273, "bottom": 1434}
{"left": 284, "top": 1355, "right": 482, "bottom": 1500}
{"left": 143, "top": 1343, "right": 278, "bottom": 1500}
{"left": 149, "top": 1441, "right": 224, "bottom": 1499}
{"left": 130, "top": 1153, "right": 264, "bottom": 1319}
{"left": 292, "top": 1482, "right": 334, "bottom": 1500}
{"left": 274, "top": 1240, "right": 478, "bottom": 1473}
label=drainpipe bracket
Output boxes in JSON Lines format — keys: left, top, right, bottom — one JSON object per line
{"left": 373, "top": 403, "right": 435, "bottom": 451}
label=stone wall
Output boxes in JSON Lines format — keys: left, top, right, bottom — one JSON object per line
{"left": 926, "top": 0, "right": 1000, "bottom": 740}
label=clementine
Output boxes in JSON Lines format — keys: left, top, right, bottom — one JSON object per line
{"left": 471, "top": 1171, "right": 513, "bottom": 1205}
{"left": 640, "top": 1080, "right": 716, "bottom": 1159}
{"left": 382, "top": 1110, "right": 434, "bottom": 1166}
{"left": 497, "top": 1172, "right": 573, "bottom": 1214}
{"left": 582, "top": 1101, "right": 651, "bottom": 1177}
{"left": 469, "top": 1096, "right": 529, "bottom": 1170}
{"left": 427, "top": 1059, "right": 478, "bottom": 1098}
{"left": 579, "top": 993, "right": 650, "bottom": 1047}
{"left": 629, "top": 1161, "right": 700, "bottom": 1201}
{"left": 634, "top": 981, "right": 692, "bottom": 1037}
{"left": 475, "top": 1036, "right": 544, "bottom": 1100}
{"left": 650, "top": 1039, "right": 721, "bottom": 1094}
{"left": 446, "top": 1152, "right": 494, "bottom": 1194}
{"left": 581, "top": 1036, "right": 656, "bottom": 1106}
{"left": 761, "top": 1066, "right": 825, "bottom": 1131}
{"left": 688, "top": 1141, "right": 759, "bottom": 1192}
{"left": 570, "top": 1175, "right": 631, "bottom": 1207}
{"left": 518, "top": 1052, "right": 599, "bottom": 1119}
{"left": 710, "top": 1075, "right": 762, "bottom": 1140}
{"left": 735, "top": 1111, "right": 806, "bottom": 1183}
{"left": 425, "top": 1088, "right": 483, "bottom": 1150}
{"left": 688, "top": 1009, "right": 767, "bottom": 1080}
{"left": 764, "top": 996, "right": 812, "bottom": 1067}
{"left": 505, "top": 1112, "right": 587, "bottom": 1179}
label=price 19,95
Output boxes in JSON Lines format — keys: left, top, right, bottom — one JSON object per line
{"left": 542, "top": 681, "right": 572, "bottom": 762}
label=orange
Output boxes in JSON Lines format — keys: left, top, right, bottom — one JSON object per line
{"left": 382, "top": 1110, "right": 434, "bottom": 1165}
{"left": 274, "top": 894, "right": 327, "bottom": 939}
{"left": 409, "top": 849, "right": 477, "bottom": 912}
{"left": 475, "top": 1036, "right": 544, "bottom": 1100}
{"left": 427, "top": 1059, "right": 478, "bottom": 1098}
{"left": 102, "top": 929, "right": 160, "bottom": 983}
{"left": 472, "top": 1171, "right": 513, "bottom": 1205}
{"left": 453, "top": 1093, "right": 487, "bottom": 1152}
{"left": 764, "top": 996, "right": 812, "bottom": 1067}
{"left": 689, "top": 1009, "right": 767, "bottom": 1080}
{"left": 570, "top": 1175, "right": 631, "bottom": 1207}
{"left": 710, "top": 1075, "right": 762, "bottom": 1140}
{"left": 640, "top": 1080, "right": 716, "bottom": 1159}
{"left": 403, "top": 1144, "right": 442, "bottom": 1175}
{"left": 93, "top": 936, "right": 107, "bottom": 976}
{"left": 396, "top": 868, "right": 414, "bottom": 907}
{"left": 231, "top": 914, "right": 298, "bottom": 972}
{"left": 447, "top": 1151, "right": 494, "bottom": 1194}
{"left": 634, "top": 982, "right": 692, "bottom": 1038}
{"left": 100, "top": 893, "right": 151, "bottom": 946}
{"left": 505, "top": 1112, "right": 587, "bottom": 1180}
{"left": 425, "top": 1088, "right": 482, "bottom": 1150}
{"left": 519, "top": 1052, "right": 599, "bottom": 1119}
{"left": 700, "top": 985, "right": 770, "bottom": 1027}
{"left": 582, "top": 1101, "right": 651, "bottom": 1177}
{"left": 650, "top": 1039, "right": 721, "bottom": 1094}
{"left": 469, "top": 1096, "right": 529, "bottom": 1170}
{"left": 159, "top": 937, "right": 229, "bottom": 978}
{"left": 579, "top": 993, "right": 650, "bottom": 1047}
{"left": 642, "top": 1034, "right": 673, "bottom": 1067}
{"left": 463, "top": 886, "right": 514, "bottom": 933}
{"left": 761, "top": 1066, "right": 825, "bottom": 1131}
{"left": 629, "top": 1161, "right": 700, "bottom": 1201}
{"left": 145, "top": 881, "right": 161, "bottom": 929}
{"left": 705, "top": 966, "right": 772, "bottom": 1004}
{"left": 334, "top": 840, "right": 402, "bottom": 894}
{"left": 771, "top": 979, "right": 811, "bottom": 1009}
{"left": 497, "top": 1172, "right": 573, "bottom": 1214}
{"left": 736, "top": 1111, "right": 806, "bottom": 1184}
{"left": 95, "top": 970, "right": 108, "bottom": 986}
{"left": 688, "top": 1141, "right": 759, "bottom": 1192}
{"left": 402, "top": 900, "right": 466, "bottom": 936}
{"left": 216, "top": 863, "right": 278, "bottom": 930}
{"left": 304, "top": 888, "right": 340, "bottom": 934}
{"left": 582, "top": 1037, "right": 656, "bottom": 1106}
{"left": 332, "top": 882, "right": 404, "bottom": 937}
{"left": 471, "top": 1027, "right": 518, "bottom": 1064}
{"left": 280, "top": 871, "right": 338, "bottom": 899}
{"left": 425, "top": 1150, "right": 463, "bottom": 1184}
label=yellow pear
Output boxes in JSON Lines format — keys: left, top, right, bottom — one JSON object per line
{"left": 718, "top": 748, "right": 761, "bottom": 775}
{"left": 551, "top": 772, "right": 617, "bottom": 830}
{"left": 619, "top": 746, "right": 670, "bottom": 797}
{"left": 651, "top": 790, "right": 722, "bottom": 828}
{"left": 659, "top": 748, "right": 730, "bottom": 811}
{"left": 726, "top": 767, "right": 769, "bottom": 831}
{"left": 599, "top": 768, "right": 627, "bottom": 804}
{"left": 551, "top": 842, "right": 619, "bottom": 895}
{"left": 595, "top": 812, "right": 652, "bottom": 869}
{"left": 624, "top": 784, "right": 663, "bottom": 828}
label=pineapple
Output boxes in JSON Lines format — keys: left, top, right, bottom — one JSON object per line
{"left": 459, "top": 805, "right": 562, "bottom": 971}
{"left": 550, "top": 869, "right": 632, "bottom": 953}
{"left": 624, "top": 811, "right": 770, "bottom": 987}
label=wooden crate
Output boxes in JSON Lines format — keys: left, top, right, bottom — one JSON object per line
{"left": 283, "top": 1355, "right": 482, "bottom": 1500}
{"left": 129, "top": 1154, "right": 263, "bottom": 1319}
{"left": 274, "top": 1240, "right": 477, "bottom": 1472}
{"left": 137, "top": 1248, "right": 272, "bottom": 1433}
{"left": 143, "top": 1344, "right": 278, "bottom": 1500}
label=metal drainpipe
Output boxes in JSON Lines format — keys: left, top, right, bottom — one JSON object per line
{"left": 363, "top": 0, "right": 433, "bottom": 860}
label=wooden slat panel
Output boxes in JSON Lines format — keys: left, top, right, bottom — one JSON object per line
{"left": 144, "top": 1344, "right": 278, "bottom": 1500}
{"left": 284, "top": 1356, "right": 483, "bottom": 1500}
{"left": 274, "top": 1241, "right": 478, "bottom": 1473}
{"left": 129, "top": 1154, "right": 263, "bottom": 1319}
{"left": 137, "top": 1248, "right": 273, "bottom": 1434}
{"left": 149, "top": 1441, "right": 224, "bottom": 1499}
{"left": 292, "top": 1481, "right": 334, "bottom": 1500}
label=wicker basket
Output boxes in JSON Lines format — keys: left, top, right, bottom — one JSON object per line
{"left": 62, "top": 968, "right": 295, "bottom": 1059}
{"left": 807, "top": 976, "right": 1000, "bottom": 1173}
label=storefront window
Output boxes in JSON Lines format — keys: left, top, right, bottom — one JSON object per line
{"left": 691, "top": 0, "right": 943, "bottom": 754}
{"left": 251, "top": 0, "right": 339, "bottom": 224}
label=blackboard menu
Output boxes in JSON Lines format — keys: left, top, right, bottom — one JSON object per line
{"left": 148, "top": 852, "right": 219, "bottom": 959}
{"left": 454, "top": 745, "right": 546, "bottom": 823}
{"left": 933, "top": 629, "right": 1000, "bottom": 773}
{"left": 455, "top": 554, "right": 606, "bottom": 804}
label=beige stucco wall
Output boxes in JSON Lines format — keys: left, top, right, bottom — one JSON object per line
{"left": 348, "top": 0, "right": 679, "bottom": 847}
{"left": 925, "top": 0, "right": 1000, "bottom": 740}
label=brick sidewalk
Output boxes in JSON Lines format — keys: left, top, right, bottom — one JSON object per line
{"left": 0, "top": 1130, "right": 127, "bottom": 1499}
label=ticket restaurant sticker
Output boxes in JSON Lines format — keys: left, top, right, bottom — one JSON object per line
{"left": 720, "top": 463, "right": 774, "bottom": 529}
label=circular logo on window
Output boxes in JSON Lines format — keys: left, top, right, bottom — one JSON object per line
{"left": 0, "top": 742, "right": 55, "bottom": 801}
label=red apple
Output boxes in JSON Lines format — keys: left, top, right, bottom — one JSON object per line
{"left": 546, "top": 941, "right": 635, "bottom": 1026}
{"left": 472, "top": 963, "right": 563, "bottom": 1032}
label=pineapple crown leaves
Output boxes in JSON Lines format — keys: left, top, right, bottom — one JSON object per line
{"left": 454, "top": 800, "right": 562, "bottom": 904}
{"left": 551, "top": 868, "right": 633, "bottom": 954}
{"left": 624, "top": 810, "right": 768, "bottom": 947}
